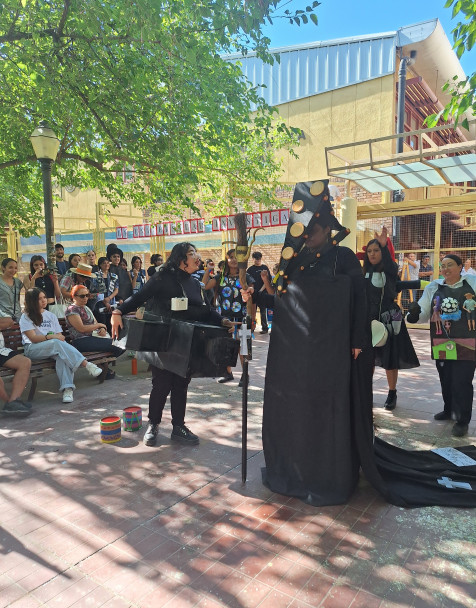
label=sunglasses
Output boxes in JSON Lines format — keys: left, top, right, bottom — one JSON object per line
{"left": 76, "top": 293, "right": 90, "bottom": 298}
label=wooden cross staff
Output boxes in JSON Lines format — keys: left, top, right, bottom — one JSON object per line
{"left": 234, "top": 213, "right": 261, "bottom": 483}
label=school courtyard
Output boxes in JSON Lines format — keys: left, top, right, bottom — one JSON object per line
{"left": 0, "top": 329, "right": 474, "bottom": 608}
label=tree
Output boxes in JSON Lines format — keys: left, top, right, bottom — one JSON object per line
{"left": 428, "top": 0, "right": 476, "bottom": 129}
{"left": 0, "top": 0, "right": 320, "bottom": 235}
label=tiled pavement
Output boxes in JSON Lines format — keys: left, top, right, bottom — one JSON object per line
{"left": 0, "top": 329, "right": 475, "bottom": 608}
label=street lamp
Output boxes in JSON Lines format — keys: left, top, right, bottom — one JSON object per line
{"left": 30, "top": 121, "right": 60, "bottom": 270}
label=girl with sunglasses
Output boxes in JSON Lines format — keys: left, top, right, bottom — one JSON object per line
{"left": 65, "top": 285, "right": 125, "bottom": 377}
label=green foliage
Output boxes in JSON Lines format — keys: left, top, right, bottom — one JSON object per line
{"left": 427, "top": 0, "right": 475, "bottom": 128}
{"left": 0, "top": 0, "right": 319, "bottom": 235}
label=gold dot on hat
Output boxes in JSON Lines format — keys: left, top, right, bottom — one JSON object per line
{"left": 293, "top": 253, "right": 298, "bottom": 257}
{"left": 290, "top": 222, "right": 304, "bottom": 238}
{"left": 292, "top": 200, "right": 305, "bottom": 213}
{"left": 315, "top": 212, "right": 320, "bottom": 218}
{"left": 324, "top": 196, "right": 328, "bottom": 201}
{"left": 281, "top": 246, "right": 294, "bottom": 260}
{"left": 310, "top": 181, "right": 325, "bottom": 196}
{"left": 282, "top": 289, "right": 287, "bottom": 294}
{"left": 330, "top": 210, "right": 335, "bottom": 215}
{"left": 284, "top": 275, "right": 288, "bottom": 279}
{"left": 300, "top": 266, "right": 305, "bottom": 270}
{"left": 332, "top": 240, "right": 337, "bottom": 245}
{"left": 277, "top": 285, "right": 283, "bottom": 291}
{"left": 316, "top": 253, "right": 321, "bottom": 258}
{"left": 279, "top": 270, "right": 284, "bottom": 276}
{"left": 303, "top": 234, "right": 308, "bottom": 239}
{"left": 346, "top": 228, "right": 351, "bottom": 233}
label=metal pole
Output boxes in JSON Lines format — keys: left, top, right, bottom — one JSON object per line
{"left": 40, "top": 158, "right": 55, "bottom": 270}
{"left": 396, "top": 57, "right": 408, "bottom": 155}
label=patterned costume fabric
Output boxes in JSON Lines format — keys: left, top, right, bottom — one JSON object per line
{"left": 215, "top": 273, "right": 254, "bottom": 321}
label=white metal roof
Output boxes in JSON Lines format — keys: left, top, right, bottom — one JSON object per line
{"left": 223, "top": 19, "right": 450, "bottom": 107}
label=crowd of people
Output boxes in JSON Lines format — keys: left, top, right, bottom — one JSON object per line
{"left": 1, "top": 233, "right": 475, "bottom": 449}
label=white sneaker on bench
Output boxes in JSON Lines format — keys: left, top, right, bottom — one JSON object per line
{"left": 86, "top": 362, "right": 102, "bottom": 378}
{"left": 62, "top": 388, "right": 74, "bottom": 403}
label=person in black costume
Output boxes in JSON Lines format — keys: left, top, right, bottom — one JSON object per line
{"left": 262, "top": 180, "right": 476, "bottom": 510}
{"left": 111, "top": 242, "right": 233, "bottom": 447}
{"left": 363, "top": 228, "right": 419, "bottom": 410}
{"left": 262, "top": 180, "right": 374, "bottom": 506}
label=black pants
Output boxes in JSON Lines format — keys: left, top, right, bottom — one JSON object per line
{"left": 72, "top": 336, "right": 125, "bottom": 359}
{"left": 149, "top": 366, "right": 191, "bottom": 426}
{"left": 436, "top": 360, "right": 476, "bottom": 424}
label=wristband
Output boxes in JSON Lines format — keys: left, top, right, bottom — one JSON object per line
{"left": 111, "top": 310, "right": 122, "bottom": 316}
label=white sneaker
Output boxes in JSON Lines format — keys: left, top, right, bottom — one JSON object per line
{"left": 86, "top": 362, "right": 102, "bottom": 378}
{"left": 62, "top": 388, "right": 74, "bottom": 403}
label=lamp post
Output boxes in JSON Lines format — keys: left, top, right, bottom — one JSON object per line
{"left": 30, "top": 121, "right": 60, "bottom": 270}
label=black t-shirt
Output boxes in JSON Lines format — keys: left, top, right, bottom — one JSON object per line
{"left": 247, "top": 264, "right": 270, "bottom": 293}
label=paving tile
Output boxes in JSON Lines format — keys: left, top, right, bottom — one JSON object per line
{"left": 1, "top": 333, "right": 474, "bottom": 608}
{"left": 4, "top": 596, "right": 43, "bottom": 608}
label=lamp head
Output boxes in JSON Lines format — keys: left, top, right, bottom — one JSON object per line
{"left": 30, "top": 120, "right": 60, "bottom": 161}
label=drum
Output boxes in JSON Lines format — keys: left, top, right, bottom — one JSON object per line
{"left": 123, "top": 406, "right": 142, "bottom": 432}
{"left": 100, "top": 416, "right": 121, "bottom": 443}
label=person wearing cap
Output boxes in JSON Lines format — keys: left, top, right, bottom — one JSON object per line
{"left": 262, "top": 180, "right": 373, "bottom": 507}
{"left": 60, "top": 262, "right": 95, "bottom": 305}
{"left": 363, "top": 229, "right": 419, "bottom": 411}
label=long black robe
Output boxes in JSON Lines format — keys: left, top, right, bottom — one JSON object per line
{"left": 262, "top": 245, "right": 372, "bottom": 506}
{"left": 262, "top": 245, "right": 476, "bottom": 508}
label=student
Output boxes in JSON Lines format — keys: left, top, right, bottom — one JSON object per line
{"left": 19, "top": 288, "right": 103, "bottom": 403}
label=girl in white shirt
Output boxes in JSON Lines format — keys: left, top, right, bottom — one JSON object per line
{"left": 19, "top": 288, "right": 103, "bottom": 403}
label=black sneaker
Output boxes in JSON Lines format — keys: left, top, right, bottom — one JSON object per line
{"left": 171, "top": 425, "right": 199, "bottom": 445}
{"left": 384, "top": 391, "right": 397, "bottom": 411}
{"left": 143, "top": 423, "right": 159, "bottom": 446}
{"left": 0, "top": 400, "right": 32, "bottom": 417}
{"left": 259, "top": 328, "right": 269, "bottom": 334}
{"left": 452, "top": 422, "right": 468, "bottom": 437}
{"left": 217, "top": 372, "right": 233, "bottom": 383}
{"left": 434, "top": 411, "right": 451, "bottom": 421}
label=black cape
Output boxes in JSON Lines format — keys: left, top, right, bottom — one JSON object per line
{"left": 262, "top": 246, "right": 476, "bottom": 508}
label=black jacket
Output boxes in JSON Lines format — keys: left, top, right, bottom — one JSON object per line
{"left": 118, "top": 267, "right": 222, "bottom": 326}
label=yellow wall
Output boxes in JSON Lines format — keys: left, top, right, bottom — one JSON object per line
{"left": 277, "top": 74, "right": 395, "bottom": 182}
{"left": 51, "top": 187, "right": 144, "bottom": 233}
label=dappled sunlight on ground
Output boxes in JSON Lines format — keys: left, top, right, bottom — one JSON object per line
{"left": 0, "top": 328, "right": 474, "bottom": 607}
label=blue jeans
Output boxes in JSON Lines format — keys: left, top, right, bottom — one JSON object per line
{"left": 72, "top": 336, "right": 125, "bottom": 358}
{"left": 24, "top": 339, "right": 85, "bottom": 391}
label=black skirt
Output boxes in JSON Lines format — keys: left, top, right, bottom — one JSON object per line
{"left": 374, "top": 311, "right": 419, "bottom": 370}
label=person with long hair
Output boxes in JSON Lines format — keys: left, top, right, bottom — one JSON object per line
{"left": 65, "top": 284, "right": 124, "bottom": 378}
{"left": 111, "top": 242, "right": 234, "bottom": 447}
{"left": 363, "top": 228, "right": 419, "bottom": 410}
{"left": 408, "top": 253, "right": 476, "bottom": 437}
{"left": 19, "top": 288, "right": 103, "bottom": 403}
{"left": 147, "top": 253, "right": 163, "bottom": 277}
{"left": 85, "top": 249, "right": 99, "bottom": 272}
{"left": 203, "top": 249, "right": 254, "bottom": 385}
{"left": 130, "top": 255, "right": 147, "bottom": 294}
{"left": 0, "top": 258, "right": 24, "bottom": 328}
{"left": 23, "top": 255, "right": 61, "bottom": 307}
